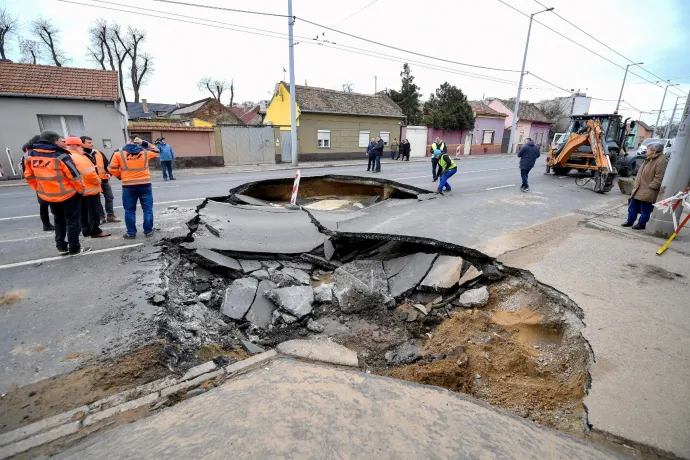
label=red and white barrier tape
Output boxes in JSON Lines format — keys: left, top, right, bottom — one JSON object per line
{"left": 290, "top": 170, "right": 301, "bottom": 205}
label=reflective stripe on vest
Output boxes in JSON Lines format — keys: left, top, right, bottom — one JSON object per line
{"left": 119, "top": 150, "right": 150, "bottom": 171}
{"left": 31, "top": 153, "right": 80, "bottom": 200}
{"left": 94, "top": 151, "right": 110, "bottom": 179}
{"left": 439, "top": 156, "right": 457, "bottom": 171}
{"left": 431, "top": 142, "right": 446, "bottom": 152}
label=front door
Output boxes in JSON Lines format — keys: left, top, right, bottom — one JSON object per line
{"left": 280, "top": 130, "right": 292, "bottom": 162}
{"left": 464, "top": 133, "right": 473, "bottom": 155}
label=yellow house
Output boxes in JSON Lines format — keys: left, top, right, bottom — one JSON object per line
{"left": 264, "top": 82, "right": 405, "bottom": 161}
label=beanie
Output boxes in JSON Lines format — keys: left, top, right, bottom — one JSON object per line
{"left": 40, "top": 130, "right": 61, "bottom": 143}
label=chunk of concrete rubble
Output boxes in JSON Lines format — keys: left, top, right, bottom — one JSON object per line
{"left": 250, "top": 269, "right": 271, "bottom": 281}
{"left": 241, "top": 339, "right": 266, "bottom": 354}
{"left": 396, "top": 304, "right": 419, "bottom": 322}
{"left": 384, "top": 253, "right": 438, "bottom": 298}
{"left": 276, "top": 339, "right": 358, "bottom": 367}
{"left": 618, "top": 177, "right": 634, "bottom": 195}
{"left": 421, "top": 256, "right": 464, "bottom": 290}
{"left": 333, "top": 260, "right": 394, "bottom": 313}
{"left": 385, "top": 339, "right": 423, "bottom": 365}
{"left": 283, "top": 261, "right": 313, "bottom": 271}
{"left": 459, "top": 265, "right": 483, "bottom": 287}
{"left": 198, "top": 291, "right": 213, "bottom": 302}
{"left": 306, "top": 319, "right": 325, "bottom": 333}
{"left": 231, "top": 194, "right": 272, "bottom": 207}
{"left": 313, "top": 284, "right": 334, "bottom": 303}
{"left": 192, "top": 248, "right": 242, "bottom": 273}
{"left": 221, "top": 278, "right": 259, "bottom": 320}
{"left": 152, "top": 294, "right": 165, "bottom": 305}
{"left": 261, "top": 260, "right": 282, "bottom": 271}
{"left": 280, "top": 267, "right": 311, "bottom": 286}
{"left": 281, "top": 313, "right": 298, "bottom": 324}
{"left": 239, "top": 259, "right": 262, "bottom": 274}
{"left": 244, "top": 280, "right": 278, "bottom": 328}
{"left": 323, "top": 238, "right": 335, "bottom": 261}
{"left": 413, "top": 303, "right": 428, "bottom": 315}
{"left": 455, "top": 287, "right": 489, "bottom": 308}
{"left": 266, "top": 286, "right": 314, "bottom": 318}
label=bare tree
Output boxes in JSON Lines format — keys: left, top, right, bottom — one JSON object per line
{"left": 198, "top": 77, "right": 230, "bottom": 101}
{"left": 19, "top": 38, "right": 41, "bottom": 64}
{"left": 87, "top": 19, "right": 109, "bottom": 70}
{"left": 341, "top": 81, "right": 354, "bottom": 93}
{"left": 31, "top": 18, "right": 67, "bottom": 66}
{"left": 0, "top": 6, "right": 19, "bottom": 60}
{"left": 108, "top": 23, "right": 130, "bottom": 105}
{"left": 229, "top": 78, "right": 234, "bottom": 106}
{"left": 115, "top": 26, "right": 153, "bottom": 103}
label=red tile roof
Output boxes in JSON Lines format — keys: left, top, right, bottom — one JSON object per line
{"left": 128, "top": 123, "right": 214, "bottom": 132}
{"left": 469, "top": 101, "right": 507, "bottom": 118}
{"left": 229, "top": 106, "right": 262, "bottom": 124}
{"left": 0, "top": 62, "right": 119, "bottom": 101}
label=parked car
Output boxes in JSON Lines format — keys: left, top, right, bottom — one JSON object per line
{"left": 620, "top": 138, "right": 666, "bottom": 177}
{"left": 664, "top": 138, "right": 675, "bottom": 157}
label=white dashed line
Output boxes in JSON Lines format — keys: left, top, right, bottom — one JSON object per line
{"left": 0, "top": 243, "right": 144, "bottom": 270}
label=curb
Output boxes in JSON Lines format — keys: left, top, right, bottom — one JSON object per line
{"left": 0, "top": 350, "right": 277, "bottom": 459}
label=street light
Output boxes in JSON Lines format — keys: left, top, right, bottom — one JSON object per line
{"left": 654, "top": 81, "right": 680, "bottom": 137}
{"left": 507, "top": 6, "right": 554, "bottom": 154}
{"left": 664, "top": 96, "right": 685, "bottom": 138}
{"left": 615, "top": 62, "right": 643, "bottom": 111}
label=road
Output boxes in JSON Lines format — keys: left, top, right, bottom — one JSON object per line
{"left": 0, "top": 155, "right": 621, "bottom": 392}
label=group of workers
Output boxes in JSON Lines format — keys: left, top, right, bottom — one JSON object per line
{"left": 23, "top": 130, "right": 160, "bottom": 255}
{"left": 429, "top": 137, "right": 457, "bottom": 195}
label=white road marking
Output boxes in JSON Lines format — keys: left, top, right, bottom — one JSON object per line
{"left": 0, "top": 243, "right": 143, "bottom": 270}
{"left": 390, "top": 167, "right": 514, "bottom": 181}
{"left": 485, "top": 184, "right": 515, "bottom": 190}
{"left": 0, "top": 198, "right": 204, "bottom": 222}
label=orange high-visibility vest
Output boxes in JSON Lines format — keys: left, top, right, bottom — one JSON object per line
{"left": 24, "top": 144, "right": 85, "bottom": 202}
{"left": 93, "top": 149, "right": 111, "bottom": 181}
{"left": 69, "top": 149, "right": 102, "bottom": 196}
{"left": 109, "top": 144, "right": 160, "bottom": 186}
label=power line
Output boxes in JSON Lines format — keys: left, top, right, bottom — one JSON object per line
{"left": 498, "top": 0, "right": 687, "bottom": 97}
{"left": 151, "top": 0, "right": 289, "bottom": 18}
{"left": 332, "top": 0, "right": 380, "bottom": 26}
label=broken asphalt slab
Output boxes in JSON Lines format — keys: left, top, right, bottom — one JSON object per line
{"left": 56, "top": 359, "right": 618, "bottom": 460}
{"left": 384, "top": 253, "right": 438, "bottom": 298}
{"left": 221, "top": 278, "right": 258, "bottom": 321}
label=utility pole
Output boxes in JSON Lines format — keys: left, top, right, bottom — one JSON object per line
{"left": 288, "top": 0, "right": 298, "bottom": 166}
{"left": 649, "top": 92, "right": 690, "bottom": 236}
{"left": 507, "top": 6, "right": 553, "bottom": 154}
{"left": 374, "top": 76, "right": 377, "bottom": 94}
{"left": 616, "top": 62, "right": 643, "bottom": 112}
{"left": 654, "top": 82, "right": 679, "bottom": 137}
{"left": 664, "top": 96, "right": 683, "bottom": 139}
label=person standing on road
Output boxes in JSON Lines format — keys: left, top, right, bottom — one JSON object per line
{"left": 517, "top": 137, "right": 540, "bottom": 192}
{"left": 391, "top": 138, "right": 399, "bottom": 160}
{"left": 372, "top": 136, "right": 385, "bottom": 172}
{"left": 155, "top": 137, "right": 176, "bottom": 181}
{"left": 80, "top": 136, "right": 121, "bottom": 225}
{"left": 430, "top": 137, "right": 446, "bottom": 182}
{"left": 65, "top": 137, "right": 110, "bottom": 239}
{"left": 622, "top": 142, "right": 668, "bottom": 230}
{"left": 401, "top": 139, "right": 410, "bottom": 161}
{"left": 108, "top": 136, "right": 160, "bottom": 239}
{"left": 23, "top": 130, "right": 90, "bottom": 256}
{"left": 21, "top": 135, "right": 54, "bottom": 231}
{"left": 436, "top": 150, "right": 458, "bottom": 195}
{"left": 366, "top": 137, "right": 376, "bottom": 172}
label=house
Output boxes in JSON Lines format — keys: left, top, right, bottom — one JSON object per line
{"left": 0, "top": 62, "right": 127, "bottom": 166}
{"left": 167, "top": 97, "right": 244, "bottom": 125}
{"left": 488, "top": 98, "right": 552, "bottom": 152}
{"left": 126, "top": 99, "right": 178, "bottom": 120}
{"left": 264, "top": 82, "right": 404, "bottom": 161}
{"left": 628, "top": 120, "right": 655, "bottom": 150}
{"left": 128, "top": 121, "right": 222, "bottom": 168}
{"left": 536, "top": 92, "right": 591, "bottom": 134}
{"left": 230, "top": 105, "right": 263, "bottom": 125}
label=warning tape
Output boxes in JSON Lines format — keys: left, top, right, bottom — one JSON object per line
{"left": 653, "top": 187, "right": 690, "bottom": 255}
{"left": 290, "top": 170, "right": 301, "bottom": 205}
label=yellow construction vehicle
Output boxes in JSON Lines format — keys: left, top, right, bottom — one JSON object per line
{"left": 545, "top": 113, "right": 634, "bottom": 193}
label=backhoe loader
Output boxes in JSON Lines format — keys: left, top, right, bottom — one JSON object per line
{"left": 545, "top": 113, "right": 634, "bottom": 193}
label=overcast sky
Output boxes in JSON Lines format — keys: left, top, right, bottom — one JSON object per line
{"left": 2, "top": 0, "right": 689, "bottom": 126}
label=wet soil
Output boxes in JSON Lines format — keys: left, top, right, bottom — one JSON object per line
{"left": 0, "top": 345, "right": 168, "bottom": 433}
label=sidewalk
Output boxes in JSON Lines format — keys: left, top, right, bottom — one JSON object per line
{"left": 477, "top": 197, "right": 690, "bottom": 458}
{"left": 0, "top": 154, "right": 508, "bottom": 187}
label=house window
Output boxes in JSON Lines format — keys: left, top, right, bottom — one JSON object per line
{"left": 380, "top": 132, "right": 390, "bottom": 146}
{"left": 37, "top": 115, "right": 85, "bottom": 137}
{"left": 482, "top": 130, "right": 495, "bottom": 144}
{"left": 103, "top": 139, "right": 112, "bottom": 149}
{"left": 358, "top": 131, "right": 370, "bottom": 148}
{"left": 519, "top": 131, "right": 524, "bottom": 143}
{"left": 317, "top": 130, "right": 331, "bottom": 148}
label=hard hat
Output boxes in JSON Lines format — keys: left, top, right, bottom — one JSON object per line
{"left": 65, "top": 136, "right": 83, "bottom": 146}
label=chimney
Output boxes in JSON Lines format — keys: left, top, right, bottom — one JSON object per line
{"left": 142, "top": 99, "right": 149, "bottom": 113}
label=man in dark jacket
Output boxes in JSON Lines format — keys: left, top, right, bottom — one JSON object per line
{"left": 366, "top": 138, "right": 376, "bottom": 172}
{"left": 22, "top": 135, "right": 54, "bottom": 231}
{"left": 517, "top": 138, "right": 540, "bottom": 192}
{"left": 372, "top": 136, "right": 385, "bottom": 172}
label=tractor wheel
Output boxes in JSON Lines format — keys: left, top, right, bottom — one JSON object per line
{"left": 553, "top": 167, "right": 571, "bottom": 176}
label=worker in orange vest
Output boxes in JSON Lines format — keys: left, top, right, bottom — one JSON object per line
{"left": 108, "top": 136, "right": 160, "bottom": 239}
{"left": 80, "top": 136, "right": 121, "bottom": 224}
{"left": 24, "top": 130, "right": 89, "bottom": 255}
{"left": 65, "top": 137, "right": 111, "bottom": 239}
{"left": 21, "top": 134, "right": 55, "bottom": 231}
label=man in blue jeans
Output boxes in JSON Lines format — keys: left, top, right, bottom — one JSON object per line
{"left": 435, "top": 150, "right": 457, "bottom": 195}
{"left": 155, "top": 137, "right": 176, "bottom": 181}
{"left": 517, "top": 138, "right": 540, "bottom": 192}
{"left": 108, "top": 136, "right": 160, "bottom": 238}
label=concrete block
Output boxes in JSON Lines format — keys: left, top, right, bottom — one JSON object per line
{"left": 276, "top": 339, "right": 358, "bottom": 367}
{"left": 0, "top": 422, "right": 81, "bottom": 458}
{"left": 0, "top": 405, "right": 88, "bottom": 447}
{"left": 421, "top": 256, "right": 464, "bottom": 290}
{"left": 160, "top": 370, "right": 225, "bottom": 398}
{"left": 83, "top": 393, "right": 159, "bottom": 427}
{"left": 459, "top": 265, "right": 483, "bottom": 287}
{"left": 266, "top": 285, "right": 314, "bottom": 318}
{"left": 225, "top": 350, "right": 278, "bottom": 376}
{"left": 181, "top": 361, "right": 217, "bottom": 381}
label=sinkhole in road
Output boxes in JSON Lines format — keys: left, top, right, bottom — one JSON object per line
{"left": 224, "top": 174, "right": 431, "bottom": 210}
{"left": 156, "top": 177, "right": 593, "bottom": 435}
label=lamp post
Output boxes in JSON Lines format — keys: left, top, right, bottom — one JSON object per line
{"left": 654, "top": 82, "right": 680, "bottom": 137}
{"left": 507, "top": 6, "right": 554, "bottom": 154}
{"left": 615, "top": 62, "right": 643, "bottom": 111}
{"left": 664, "top": 96, "right": 684, "bottom": 139}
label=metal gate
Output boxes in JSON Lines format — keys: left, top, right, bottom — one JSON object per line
{"left": 404, "top": 126, "right": 428, "bottom": 158}
{"left": 220, "top": 126, "right": 275, "bottom": 165}
{"left": 280, "top": 130, "right": 292, "bottom": 162}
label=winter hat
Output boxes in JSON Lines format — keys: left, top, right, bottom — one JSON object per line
{"left": 40, "top": 130, "right": 61, "bottom": 143}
